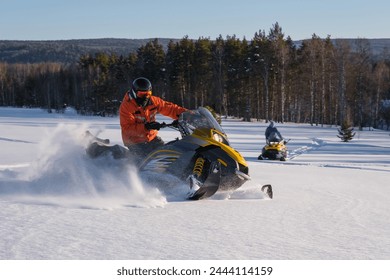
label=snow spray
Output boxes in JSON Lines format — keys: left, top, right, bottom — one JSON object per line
{"left": 0, "top": 124, "right": 167, "bottom": 209}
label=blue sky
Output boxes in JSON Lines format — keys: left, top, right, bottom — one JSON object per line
{"left": 1, "top": 0, "right": 389, "bottom": 40}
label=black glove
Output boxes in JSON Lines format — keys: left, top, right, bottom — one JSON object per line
{"left": 171, "top": 119, "right": 179, "bottom": 127}
{"left": 145, "top": 121, "right": 162, "bottom": 130}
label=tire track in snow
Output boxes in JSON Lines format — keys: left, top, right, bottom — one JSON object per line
{"left": 0, "top": 163, "right": 31, "bottom": 170}
{"left": 287, "top": 138, "right": 325, "bottom": 160}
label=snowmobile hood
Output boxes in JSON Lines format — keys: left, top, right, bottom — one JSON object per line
{"left": 190, "top": 128, "right": 248, "bottom": 168}
{"left": 265, "top": 142, "right": 286, "bottom": 150}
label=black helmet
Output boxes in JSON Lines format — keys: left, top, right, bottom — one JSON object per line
{"left": 129, "top": 77, "right": 152, "bottom": 97}
{"left": 129, "top": 77, "right": 153, "bottom": 107}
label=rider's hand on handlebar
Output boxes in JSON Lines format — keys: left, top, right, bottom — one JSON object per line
{"left": 145, "top": 121, "right": 162, "bottom": 130}
{"left": 172, "top": 119, "right": 179, "bottom": 127}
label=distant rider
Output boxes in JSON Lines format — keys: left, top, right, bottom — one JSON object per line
{"left": 119, "top": 77, "right": 187, "bottom": 159}
{"left": 265, "top": 121, "right": 283, "bottom": 143}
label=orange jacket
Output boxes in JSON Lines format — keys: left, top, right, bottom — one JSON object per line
{"left": 119, "top": 93, "right": 187, "bottom": 146}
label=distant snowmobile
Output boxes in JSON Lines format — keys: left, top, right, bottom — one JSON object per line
{"left": 258, "top": 140, "right": 289, "bottom": 161}
{"left": 86, "top": 107, "right": 273, "bottom": 200}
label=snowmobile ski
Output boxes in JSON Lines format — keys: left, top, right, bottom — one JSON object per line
{"left": 261, "top": 184, "right": 273, "bottom": 199}
{"left": 187, "top": 161, "right": 221, "bottom": 200}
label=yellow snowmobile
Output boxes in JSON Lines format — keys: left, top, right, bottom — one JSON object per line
{"left": 86, "top": 107, "right": 273, "bottom": 200}
{"left": 258, "top": 140, "right": 288, "bottom": 161}
{"left": 139, "top": 107, "right": 252, "bottom": 199}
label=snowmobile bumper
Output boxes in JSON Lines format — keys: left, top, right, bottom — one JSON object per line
{"left": 235, "top": 169, "right": 251, "bottom": 181}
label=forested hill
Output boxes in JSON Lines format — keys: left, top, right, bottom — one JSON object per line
{"left": 0, "top": 38, "right": 178, "bottom": 63}
{"left": 1, "top": 38, "right": 389, "bottom": 64}
{"left": 297, "top": 38, "right": 390, "bottom": 58}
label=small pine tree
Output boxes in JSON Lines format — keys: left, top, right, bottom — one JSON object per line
{"left": 337, "top": 120, "right": 356, "bottom": 142}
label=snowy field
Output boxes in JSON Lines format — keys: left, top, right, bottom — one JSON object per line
{"left": 0, "top": 107, "right": 390, "bottom": 262}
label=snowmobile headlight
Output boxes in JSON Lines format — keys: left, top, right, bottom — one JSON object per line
{"left": 212, "top": 131, "right": 229, "bottom": 145}
{"left": 213, "top": 132, "right": 223, "bottom": 142}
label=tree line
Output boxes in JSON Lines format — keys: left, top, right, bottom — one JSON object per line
{"left": 1, "top": 23, "right": 390, "bottom": 129}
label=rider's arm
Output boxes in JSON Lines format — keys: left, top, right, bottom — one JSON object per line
{"left": 153, "top": 97, "right": 187, "bottom": 119}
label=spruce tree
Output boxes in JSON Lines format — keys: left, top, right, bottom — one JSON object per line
{"left": 337, "top": 120, "right": 356, "bottom": 142}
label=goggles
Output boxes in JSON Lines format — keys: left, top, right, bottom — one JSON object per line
{"left": 135, "top": 90, "right": 152, "bottom": 98}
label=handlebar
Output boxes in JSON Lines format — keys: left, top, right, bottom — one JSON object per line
{"left": 158, "top": 120, "right": 179, "bottom": 129}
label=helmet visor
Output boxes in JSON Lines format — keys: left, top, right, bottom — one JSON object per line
{"left": 136, "top": 90, "right": 152, "bottom": 98}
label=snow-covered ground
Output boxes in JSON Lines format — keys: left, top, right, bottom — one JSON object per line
{"left": 1, "top": 107, "right": 390, "bottom": 262}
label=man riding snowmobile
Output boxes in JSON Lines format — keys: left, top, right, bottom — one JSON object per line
{"left": 119, "top": 77, "right": 187, "bottom": 160}
{"left": 85, "top": 107, "right": 273, "bottom": 200}
{"left": 87, "top": 77, "right": 187, "bottom": 161}
{"left": 265, "top": 121, "right": 283, "bottom": 144}
{"left": 258, "top": 121, "right": 288, "bottom": 161}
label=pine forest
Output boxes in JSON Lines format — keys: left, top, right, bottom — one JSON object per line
{"left": 1, "top": 23, "right": 390, "bottom": 129}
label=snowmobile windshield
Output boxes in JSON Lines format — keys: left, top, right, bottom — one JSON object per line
{"left": 178, "top": 107, "right": 227, "bottom": 140}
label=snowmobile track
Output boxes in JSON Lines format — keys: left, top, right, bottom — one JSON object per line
{"left": 287, "top": 137, "right": 325, "bottom": 160}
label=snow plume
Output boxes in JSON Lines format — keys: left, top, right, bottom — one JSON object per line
{"left": 140, "top": 171, "right": 192, "bottom": 202}
{"left": 0, "top": 124, "right": 167, "bottom": 209}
